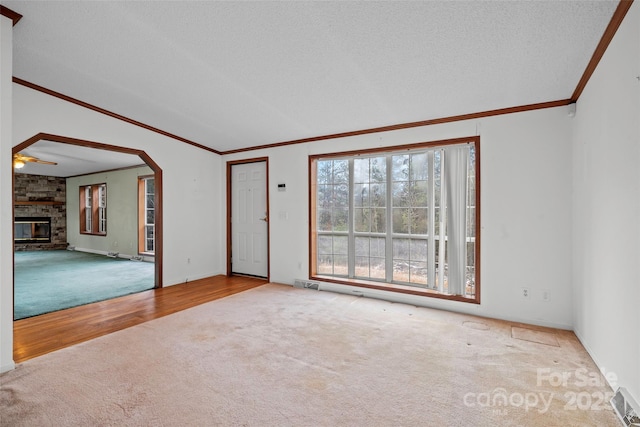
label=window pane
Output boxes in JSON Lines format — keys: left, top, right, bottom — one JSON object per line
{"left": 411, "top": 208, "right": 428, "bottom": 234}
{"left": 333, "top": 235, "right": 348, "bottom": 255}
{"left": 370, "top": 257, "right": 385, "bottom": 279}
{"left": 318, "top": 210, "right": 332, "bottom": 231}
{"left": 466, "top": 242, "right": 476, "bottom": 297}
{"left": 370, "top": 157, "right": 386, "bottom": 182}
{"left": 334, "top": 184, "right": 349, "bottom": 208}
{"left": 354, "top": 208, "right": 369, "bottom": 232}
{"left": 392, "top": 208, "right": 410, "bottom": 234}
{"left": 410, "top": 261, "right": 428, "bottom": 285}
{"left": 317, "top": 255, "right": 333, "bottom": 274}
{"left": 355, "top": 237, "right": 370, "bottom": 257}
{"left": 333, "top": 208, "right": 349, "bottom": 231}
{"left": 333, "top": 255, "right": 348, "bottom": 275}
{"left": 146, "top": 195, "right": 155, "bottom": 208}
{"left": 412, "top": 181, "right": 428, "bottom": 206}
{"left": 392, "top": 182, "right": 408, "bottom": 207}
{"left": 317, "top": 185, "right": 332, "bottom": 208}
{"left": 354, "top": 236, "right": 387, "bottom": 280}
{"left": 393, "top": 260, "right": 410, "bottom": 282}
{"left": 317, "top": 161, "right": 333, "bottom": 185}
{"left": 371, "top": 208, "right": 386, "bottom": 233}
{"left": 333, "top": 160, "right": 349, "bottom": 183}
{"left": 354, "top": 183, "right": 369, "bottom": 207}
{"left": 146, "top": 178, "right": 155, "bottom": 193}
{"left": 370, "top": 183, "right": 385, "bottom": 207}
{"left": 355, "top": 256, "right": 369, "bottom": 277}
{"left": 393, "top": 238, "right": 410, "bottom": 259}
{"left": 411, "top": 239, "right": 427, "bottom": 259}
{"left": 354, "top": 158, "right": 369, "bottom": 184}
{"left": 317, "top": 235, "right": 332, "bottom": 255}
{"left": 146, "top": 210, "right": 155, "bottom": 224}
{"left": 370, "top": 237, "right": 385, "bottom": 257}
{"left": 410, "top": 153, "right": 428, "bottom": 181}
{"left": 99, "top": 185, "right": 107, "bottom": 208}
{"left": 392, "top": 155, "right": 409, "bottom": 181}
{"left": 434, "top": 150, "right": 442, "bottom": 203}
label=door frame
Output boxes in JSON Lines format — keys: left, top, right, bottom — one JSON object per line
{"left": 226, "top": 157, "right": 270, "bottom": 280}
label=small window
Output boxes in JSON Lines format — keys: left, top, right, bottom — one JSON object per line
{"left": 79, "top": 183, "right": 107, "bottom": 235}
{"left": 138, "top": 176, "right": 155, "bottom": 254}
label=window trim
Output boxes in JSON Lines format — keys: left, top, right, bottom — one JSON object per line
{"left": 138, "top": 175, "right": 155, "bottom": 255}
{"left": 79, "top": 183, "right": 107, "bottom": 236}
{"left": 309, "top": 136, "right": 481, "bottom": 304}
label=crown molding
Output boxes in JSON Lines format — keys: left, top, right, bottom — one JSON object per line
{"left": 0, "top": 5, "right": 22, "bottom": 26}
{"left": 13, "top": 77, "right": 221, "bottom": 155}
{"left": 571, "top": 0, "right": 634, "bottom": 102}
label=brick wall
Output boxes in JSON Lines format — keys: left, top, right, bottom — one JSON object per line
{"left": 14, "top": 173, "right": 67, "bottom": 251}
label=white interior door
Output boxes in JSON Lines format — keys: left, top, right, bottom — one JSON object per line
{"left": 231, "top": 161, "right": 268, "bottom": 277}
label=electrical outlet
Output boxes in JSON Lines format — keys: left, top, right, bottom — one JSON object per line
{"left": 522, "top": 288, "right": 530, "bottom": 299}
{"left": 542, "top": 289, "right": 550, "bottom": 302}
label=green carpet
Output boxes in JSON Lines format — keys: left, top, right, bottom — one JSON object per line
{"left": 14, "top": 250, "right": 154, "bottom": 320}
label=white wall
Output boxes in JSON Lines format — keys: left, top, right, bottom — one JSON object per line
{"left": 224, "top": 106, "right": 575, "bottom": 329}
{"left": 572, "top": 1, "right": 640, "bottom": 403}
{"left": 67, "top": 166, "right": 153, "bottom": 257}
{"left": 0, "top": 15, "right": 15, "bottom": 373}
{"left": 11, "top": 85, "right": 225, "bottom": 286}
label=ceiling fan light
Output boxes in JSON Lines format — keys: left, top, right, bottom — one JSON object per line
{"left": 13, "top": 159, "right": 25, "bottom": 169}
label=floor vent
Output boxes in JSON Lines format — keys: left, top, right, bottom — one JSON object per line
{"left": 130, "top": 256, "right": 143, "bottom": 262}
{"left": 293, "top": 279, "right": 320, "bottom": 290}
{"left": 107, "top": 251, "right": 119, "bottom": 258}
{"left": 612, "top": 388, "right": 640, "bottom": 426}
{"left": 66, "top": 246, "right": 75, "bottom": 251}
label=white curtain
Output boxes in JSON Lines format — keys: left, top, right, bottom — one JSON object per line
{"left": 444, "top": 146, "right": 469, "bottom": 295}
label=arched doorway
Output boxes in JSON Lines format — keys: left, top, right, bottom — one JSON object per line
{"left": 12, "top": 133, "right": 163, "bottom": 317}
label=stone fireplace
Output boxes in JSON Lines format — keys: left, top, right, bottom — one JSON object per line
{"left": 14, "top": 173, "right": 67, "bottom": 251}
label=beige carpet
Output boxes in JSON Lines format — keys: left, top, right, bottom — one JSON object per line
{"left": 0, "top": 284, "right": 620, "bottom": 426}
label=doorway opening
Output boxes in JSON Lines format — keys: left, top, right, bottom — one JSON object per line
{"left": 12, "top": 133, "right": 163, "bottom": 318}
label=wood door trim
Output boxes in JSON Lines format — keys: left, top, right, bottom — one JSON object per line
{"left": 226, "top": 157, "right": 270, "bottom": 281}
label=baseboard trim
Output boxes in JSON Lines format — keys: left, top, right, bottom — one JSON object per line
{"left": 73, "top": 247, "right": 153, "bottom": 263}
{"left": 291, "top": 280, "right": 574, "bottom": 330}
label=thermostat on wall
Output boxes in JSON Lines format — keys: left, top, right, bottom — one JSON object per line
{"left": 277, "top": 183, "right": 286, "bottom": 192}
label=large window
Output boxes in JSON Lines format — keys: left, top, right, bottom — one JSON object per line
{"left": 79, "top": 183, "right": 107, "bottom": 235}
{"left": 138, "top": 176, "right": 155, "bottom": 254}
{"left": 311, "top": 137, "right": 479, "bottom": 302}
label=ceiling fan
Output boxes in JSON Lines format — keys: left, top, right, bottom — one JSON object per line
{"left": 13, "top": 153, "right": 58, "bottom": 169}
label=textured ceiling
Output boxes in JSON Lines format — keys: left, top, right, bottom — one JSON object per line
{"left": 4, "top": 1, "right": 619, "bottom": 155}
{"left": 16, "top": 141, "right": 145, "bottom": 178}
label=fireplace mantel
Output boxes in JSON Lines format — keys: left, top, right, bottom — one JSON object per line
{"left": 14, "top": 200, "right": 64, "bottom": 206}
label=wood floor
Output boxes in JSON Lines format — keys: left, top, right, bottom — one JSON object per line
{"left": 13, "top": 275, "right": 268, "bottom": 363}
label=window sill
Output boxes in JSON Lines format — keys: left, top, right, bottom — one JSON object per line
{"left": 80, "top": 232, "right": 107, "bottom": 236}
{"left": 311, "top": 275, "right": 479, "bottom": 304}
